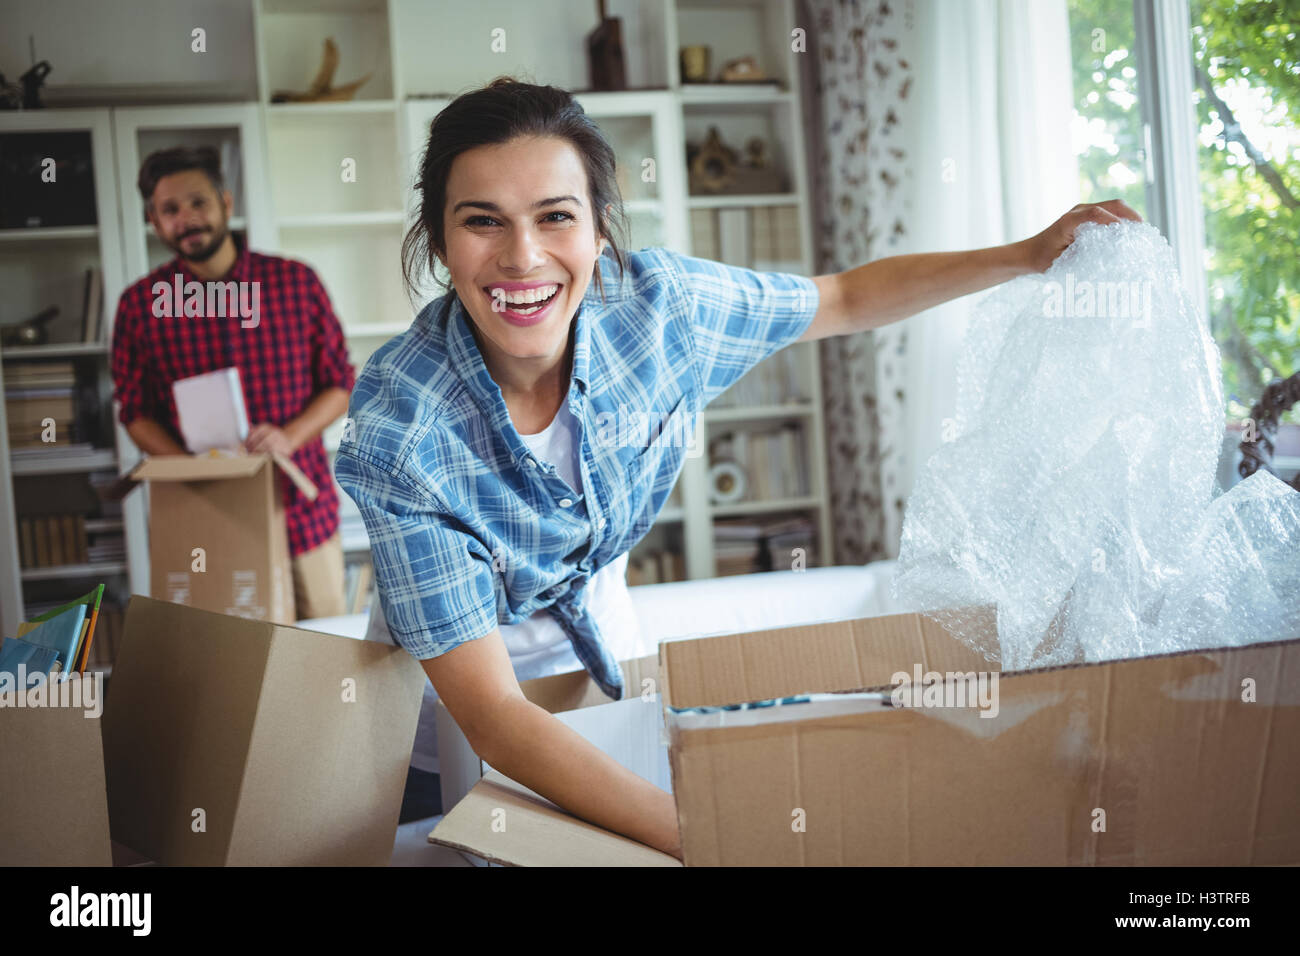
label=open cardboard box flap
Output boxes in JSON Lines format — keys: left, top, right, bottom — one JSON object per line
{"left": 430, "top": 607, "right": 1300, "bottom": 866}
{"left": 130, "top": 451, "right": 317, "bottom": 500}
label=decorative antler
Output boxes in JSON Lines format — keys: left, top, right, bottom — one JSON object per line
{"left": 271, "top": 38, "right": 372, "bottom": 103}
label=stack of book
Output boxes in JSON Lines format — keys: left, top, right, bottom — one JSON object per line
{"left": 710, "top": 423, "right": 809, "bottom": 502}
{"left": 17, "top": 513, "right": 88, "bottom": 567}
{"left": 4, "top": 362, "right": 77, "bottom": 447}
{"left": 713, "top": 515, "right": 817, "bottom": 576}
{"left": 19, "top": 596, "right": 122, "bottom": 671}
{"left": 0, "top": 585, "right": 107, "bottom": 679}
{"left": 712, "top": 349, "right": 807, "bottom": 408}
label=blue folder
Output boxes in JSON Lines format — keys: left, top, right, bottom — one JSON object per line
{"left": 0, "top": 636, "right": 63, "bottom": 685}
{"left": 12, "top": 604, "right": 86, "bottom": 678}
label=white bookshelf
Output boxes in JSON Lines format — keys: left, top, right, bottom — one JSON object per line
{"left": 0, "top": 108, "right": 127, "bottom": 640}
{"left": 0, "top": 0, "right": 833, "bottom": 625}
{"left": 377, "top": 0, "right": 830, "bottom": 580}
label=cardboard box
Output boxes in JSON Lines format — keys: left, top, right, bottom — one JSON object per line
{"left": 0, "top": 696, "right": 113, "bottom": 866}
{"left": 132, "top": 454, "right": 301, "bottom": 624}
{"left": 101, "top": 596, "right": 426, "bottom": 865}
{"left": 431, "top": 608, "right": 1300, "bottom": 866}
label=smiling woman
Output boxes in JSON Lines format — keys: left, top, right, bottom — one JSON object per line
{"left": 335, "top": 77, "right": 830, "bottom": 859}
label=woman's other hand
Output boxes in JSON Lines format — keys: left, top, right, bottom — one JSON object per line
{"left": 1023, "top": 199, "right": 1144, "bottom": 273}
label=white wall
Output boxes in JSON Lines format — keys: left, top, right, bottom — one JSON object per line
{"left": 2, "top": 0, "right": 257, "bottom": 103}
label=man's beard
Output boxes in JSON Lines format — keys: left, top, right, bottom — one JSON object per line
{"left": 171, "top": 222, "right": 229, "bottom": 263}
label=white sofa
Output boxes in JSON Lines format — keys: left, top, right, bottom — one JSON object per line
{"left": 300, "top": 560, "right": 905, "bottom": 654}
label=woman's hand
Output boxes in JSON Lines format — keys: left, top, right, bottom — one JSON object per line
{"left": 1022, "top": 199, "right": 1144, "bottom": 273}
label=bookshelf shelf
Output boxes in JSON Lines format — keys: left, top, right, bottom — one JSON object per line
{"left": 342, "top": 321, "right": 412, "bottom": 338}
{"left": 710, "top": 496, "right": 822, "bottom": 518}
{"left": 266, "top": 99, "right": 398, "bottom": 116}
{"left": 0, "top": 225, "right": 99, "bottom": 242}
{"left": 10, "top": 450, "right": 118, "bottom": 476}
{"left": 0, "top": 108, "right": 131, "bottom": 642}
{"left": 1, "top": 343, "right": 109, "bottom": 359}
{"left": 687, "top": 193, "right": 800, "bottom": 209}
{"left": 705, "top": 403, "right": 816, "bottom": 423}
{"left": 679, "top": 86, "right": 794, "bottom": 106}
{"left": 279, "top": 211, "right": 406, "bottom": 228}
{"left": 21, "top": 562, "right": 128, "bottom": 582}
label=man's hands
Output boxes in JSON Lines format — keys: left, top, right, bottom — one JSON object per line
{"left": 243, "top": 388, "right": 350, "bottom": 458}
{"left": 245, "top": 423, "right": 297, "bottom": 456}
{"left": 1022, "top": 199, "right": 1144, "bottom": 273}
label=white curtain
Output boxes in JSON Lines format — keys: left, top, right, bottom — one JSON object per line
{"left": 881, "top": 0, "right": 1081, "bottom": 551}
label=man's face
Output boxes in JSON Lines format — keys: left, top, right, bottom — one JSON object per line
{"left": 147, "top": 169, "right": 232, "bottom": 263}
{"left": 440, "top": 135, "right": 607, "bottom": 379}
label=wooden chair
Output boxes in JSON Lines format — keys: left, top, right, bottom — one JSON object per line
{"left": 1238, "top": 371, "right": 1300, "bottom": 492}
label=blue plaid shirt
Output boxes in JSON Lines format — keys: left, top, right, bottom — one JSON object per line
{"left": 334, "top": 246, "right": 819, "bottom": 700}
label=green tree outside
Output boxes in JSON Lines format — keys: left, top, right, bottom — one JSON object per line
{"left": 1067, "top": 0, "right": 1298, "bottom": 425}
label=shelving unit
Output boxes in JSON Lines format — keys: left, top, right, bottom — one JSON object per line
{"left": 0, "top": 109, "right": 128, "bottom": 660}
{"left": 0, "top": 0, "right": 833, "bottom": 632}
{"left": 380, "top": 0, "right": 831, "bottom": 581}
{"left": 250, "top": 0, "right": 409, "bottom": 607}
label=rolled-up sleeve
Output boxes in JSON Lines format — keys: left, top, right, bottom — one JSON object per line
{"left": 662, "top": 249, "right": 821, "bottom": 407}
{"left": 334, "top": 446, "right": 497, "bottom": 660}
{"left": 109, "top": 289, "right": 159, "bottom": 427}
{"left": 306, "top": 269, "right": 356, "bottom": 393}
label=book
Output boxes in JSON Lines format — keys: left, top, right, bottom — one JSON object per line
{"left": 0, "top": 637, "right": 62, "bottom": 684}
{"left": 15, "top": 603, "right": 87, "bottom": 678}
{"left": 49, "top": 516, "right": 65, "bottom": 564}
{"left": 172, "top": 367, "right": 250, "bottom": 453}
{"left": 33, "top": 519, "right": 49, "bottom": 566}
{"left": 19, "top": 585, "right": 104, "bottom": 676}
{"left": 19, "top": 518, "right": 34, "bottom": 567}
{"left": 81, "top": 266, "right": 103, "bottom": 343}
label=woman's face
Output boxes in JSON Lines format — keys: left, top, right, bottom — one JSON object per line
{"left": 440, "top": 135, "right": 607, "bottom": 387}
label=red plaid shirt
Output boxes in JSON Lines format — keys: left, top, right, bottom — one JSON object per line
{"left": 111, "top": 233, "right": 356, "bottom": 557}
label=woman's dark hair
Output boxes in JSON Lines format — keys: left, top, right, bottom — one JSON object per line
{"left": 402, "top": 76, "right": 630, "bottom": 308}
{"left": 137, "top": 145, "right": 225, "bottom": 207}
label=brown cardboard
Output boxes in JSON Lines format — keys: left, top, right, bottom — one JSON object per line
{"left": 433, "top": 770, "right": 679, "bottom": 867}
{"left": 101, "top": 596, "right": 426, "bottom": 865}
{"left": 0, "top": 700, "right": 113, "bottom": 866}
{"left": 432, "top": 608, "right": 1300, "bottom": 866}
{"left": 133, "top": 454, "right": 295, "bottom": 624}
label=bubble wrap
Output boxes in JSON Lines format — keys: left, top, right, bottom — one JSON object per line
{"left": 891, "top": 221, "right": 1300, "bottom": 669}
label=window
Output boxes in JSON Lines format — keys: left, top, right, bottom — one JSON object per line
{"left": 1068, "top": 0, "right": 1298, "bottom": 483}
{"left": 1067, "top": 1, "right": 1149, "bottom": 217}
{"left": 1190, "top": 0, "right": 1299, "bottom": 428}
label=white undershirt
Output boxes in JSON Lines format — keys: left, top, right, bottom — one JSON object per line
{"left": 509, "top": 399, "right": 640, "bottom": 668}
{"left": 366, "top": 397, "right": 643, "bottom": 772}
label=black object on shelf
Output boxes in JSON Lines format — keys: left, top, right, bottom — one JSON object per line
{"left": 0, "top": 130, "right": 97, "bottom": 228}
{"left": 0, "top": 306, "right": 59, "bottom": 347}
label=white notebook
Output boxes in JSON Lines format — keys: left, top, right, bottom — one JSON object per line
{"left": 172, "top": 367, "right": 250, "bottom": 453}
